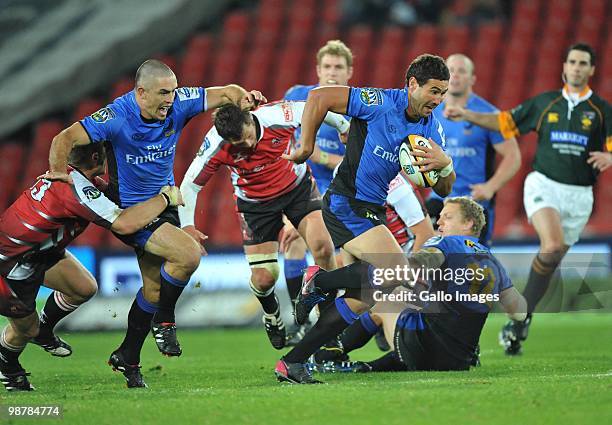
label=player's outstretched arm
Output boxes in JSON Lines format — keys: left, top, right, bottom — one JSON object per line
{"left": 41, "top": 122, "right": 92, "bottom": 183}
{"left": 471, "top": 137, "right": 521, "bottom": 201}
{"left": 499, "top": 287, "right": 528, "bottom": 322}
{"left": 444, "top": 105, "right": 501, "bottom": 131}
{"left": 111, "top": 186, "right": 182, "bottom": 235}
{"left": 206, "top": 85, "right": 267, "bottom": 111}
{"left": 284, "top": 86, "right": 350, "bottom": 164}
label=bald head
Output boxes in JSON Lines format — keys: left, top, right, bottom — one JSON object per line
{"left": 135, "top": 59, "right": 176, "bottom": 89}
{"left": 446, "top": 54, "right": 474, "bottom": 75}
{"left": 446, "top": 54, "right": 476, "bottom": 98}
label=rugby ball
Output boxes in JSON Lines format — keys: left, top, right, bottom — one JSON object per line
{"left": 399, "top": 135, "right": 440, "bottom": 188}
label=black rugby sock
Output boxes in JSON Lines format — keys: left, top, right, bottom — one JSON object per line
{"left": 38, "top": 291, "right": 78, "bottom": 338}
{"left": 341, "top": 313, "right": 380, "bottom": 353}
{"left": 283, "top": 298, "right": 359, "bottom": 363}
{"left": 119, "top": 290, "right": 156, "bottom": 365}
{"left": 153, "top": 266, "right": 188, "bottom": 324}
{"left": 366, "top": 351, "right": 407, "bottom": 372}
{"left": 522, "top": 254, "right": 559, "bottom": 314}
{"left": 314, "top": 262, "right": 372, "bottom": 292}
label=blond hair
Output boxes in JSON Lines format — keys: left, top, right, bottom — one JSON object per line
{"left": 317, "top": 40, "right": 353, "bottom": 67}
{"left": 444, "top": 197, "right": 485, "bottom": 236}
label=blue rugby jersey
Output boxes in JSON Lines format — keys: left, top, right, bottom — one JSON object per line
{"left": 430, "top": 94, "right": 504, "bottom": 210}
{"left": 420, "top": 234, "right": 513, "bottom": 314}
{"left": 395, "top": 233, "right": 513, "bottom": 364}
{"left": 80, "top": 87, "right": 206, "bottom": 207}
{"left": 284, "top": 84, "right": 346, "bottom": 194}
{"left": 331, "top": 87, "right": 446, "bottom": 205}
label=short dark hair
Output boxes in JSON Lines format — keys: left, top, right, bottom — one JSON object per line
{"left": 68, "top": 143, "right": 106, "bottom": 169}
{"left": 565, "top": 43, "right": 596, "bottom": 66}
{"left": 135, "top": 59, "right": 175, "bottom": 88}
{"left": 214, "top": 104, "right": 252, "bottom": 141}
{"left": 405, "top": 54, "right": 450, "bottom": 86}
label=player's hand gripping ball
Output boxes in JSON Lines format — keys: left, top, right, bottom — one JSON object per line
{"left": 399, "top": 135, "right": 440, "bottom": 188}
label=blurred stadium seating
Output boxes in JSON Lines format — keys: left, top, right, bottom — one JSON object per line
{"left": 1, "top": 0, "right": 610, "bottom": 247}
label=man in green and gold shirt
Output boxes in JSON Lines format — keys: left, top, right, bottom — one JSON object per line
{"left": 445, "top": 43, "right": 611, "bottom": 355}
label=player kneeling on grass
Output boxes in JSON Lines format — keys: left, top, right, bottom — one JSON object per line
{"left": 275, "top": 197, "right": 527, "bottom": 382}
{"left": 0, "top": 144, "right": 183, "bottom": 391}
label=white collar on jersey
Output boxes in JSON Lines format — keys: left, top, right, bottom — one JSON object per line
{"left": 562, "top": 84, "right": 592, "bottom": 120}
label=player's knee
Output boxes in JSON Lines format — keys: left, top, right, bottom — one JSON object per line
{"left": 180, "top": 248, "right": 201, "bottom": 274}
{"left": 250, "top": 268, "right": 277, "bottom": 291}
{"left": 310, "top": 239, "right": 334, "bottom": 263}
{"left": 539, "top": 242, "right": 566, "bottom": 261}
{"left": 72, "top": 278, "right": 98, "bottom": 303}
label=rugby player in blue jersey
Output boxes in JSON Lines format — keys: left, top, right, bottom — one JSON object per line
{"left": 275, "top": 54, "right": 455, "bottom": 383}
{"left": 297, "top": 197, "right": 527, "bottom": 377}
{"left": 281, "top": 40, "right": 353, "bottom": 344}
{"left": 428, "top": 54, "right": 521, "bottom": 246}
{"left": 41, "top": 59, "right": 265, "bottom": 387}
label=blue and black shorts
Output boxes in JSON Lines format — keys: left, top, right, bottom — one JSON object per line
{"left": 322, "top": 192, "right": 386, "bottom": 249}
{"left": 113, "top": 207, "right": 180, "bottom": 256}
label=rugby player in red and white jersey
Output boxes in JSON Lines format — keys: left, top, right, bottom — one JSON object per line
{"left": 179, "top": 101, "right": 350, "bottom": 349}
{"left": 0, "top": 143, "right": 182, "bottom": 391}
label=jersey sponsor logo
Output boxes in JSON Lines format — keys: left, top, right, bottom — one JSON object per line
{"left": 91, "top": 107, "right": 115, "bottom": 123}
{"left": 316, "top": 138, "right": 340, "bottom": 150}
{"left": 176, "top": 87, "right": 200, "bottom": 101}
{"left": 197, "top": 137, "right": 211, "bottom": 156}
{"left": 359, "top": 88, "right": 383, "bottom": 106}
{"left": 547, "top": 112, "right": 559, "bottom": 123}
{"left": 281, "top": 103, "right": 293, "bottom": 122}
{"left": 125, "top": 145, "right": 176, "bottom": 165}
{"left": 373, "top": 144, "right": 399, "bottom": 164}
{"left": 550, "top": 131, "right": 588, "bottom": 146}
{"left": 82, "top": 186, "right": 102, "bottom": 201}
{"left": 447, "top": 146, "right": 477, "bottom": 157}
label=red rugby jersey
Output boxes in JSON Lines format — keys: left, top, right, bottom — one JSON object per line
{"left": 0, "top": 168, "right": 120, "bottom": 279}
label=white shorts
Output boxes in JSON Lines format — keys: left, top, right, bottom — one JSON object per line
{"left": 523, "top": 171, "right": 593, "bottom": 246}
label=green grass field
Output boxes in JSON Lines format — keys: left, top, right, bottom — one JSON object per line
{"left": 2, "top": 313, "right": 611, "bottom": 425}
